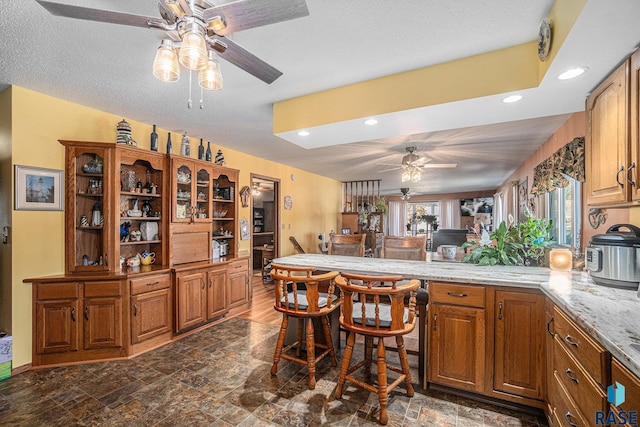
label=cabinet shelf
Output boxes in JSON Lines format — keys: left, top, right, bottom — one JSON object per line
{"left": 120, "top": 191, "right": 161, "bottom": 198}
{"left": 77, "top": 193, "right": 103, "bottom": 198}
{"left": 213, "top": 198, "right": 233, "bottom": 203}
{"left": 177, "top": 197, "right": 190, "bottom": 201}
{"left": 121, "top": 240, "right": 161, "bottom": 246}
{"left": 120, "top": 217, "right": 161, "bottom": 221}
{"left": 212, "top": 235, "right": 233, "bottom": 240}
{"left": 77, "top": 172, "right": 103, "bottom": 177}
{"left": 77, "top": 226, "right": 103, "bottom": 230}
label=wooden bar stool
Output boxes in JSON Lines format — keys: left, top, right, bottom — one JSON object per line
{"left": 335, "top": 272, "right": 419, "bottom": 425}
{"left": 270, "top": 263, "right": 341, "bottom": 389}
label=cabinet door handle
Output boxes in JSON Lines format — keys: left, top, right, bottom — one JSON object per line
{"left": 84, "top": 306, "right": 89, "bottom": 321}
{"left": 133, "top": 303, "right": 138, "bottom": 317}
{"left": 616, "top": 165, "right": 625, "bottom": 188}
{"left": 628, "top": 162, "right": 637, "bottom": 187}
{"left": 564, "top": 335, "right": 579, "bottom": 348}
{"left": 498, "top": 301, "right": 503, "bottom": 320}
{"left": 71, "top": 307, "right": 76, "bottom": 322}
{"left": 446, "top": 292, "right": 467, "bottom": 298}
{"left": 565, "top": 368, "right": 579, "bottom": 384}
{"left": 564, "top": 412, "right": 579, "bottom": 427}
{"left": 547, "top": 317, "right": 554, "bottom": 337}
{"left": 433, "top": 313, "right": 437, "bottom": 331}
{"left": 147, "top": 281, "right": 160, "bottom": 286}
{"left": 209, "top": 278, "right": 212, "bottom": 288}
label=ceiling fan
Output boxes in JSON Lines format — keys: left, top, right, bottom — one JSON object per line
{"left": 379, "top": 146, "right": 458, "bottom": 172}
{"left": 35, "top": 0, "right": 310, "bottom": 84}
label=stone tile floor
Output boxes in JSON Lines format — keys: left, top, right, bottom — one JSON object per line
{"left": 0, "top": 317, "right": 548, "bottom": 426}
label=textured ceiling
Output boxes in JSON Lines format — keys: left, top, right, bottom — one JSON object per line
{"left": 1, "top": 1, "right": 639, "bottom": 195}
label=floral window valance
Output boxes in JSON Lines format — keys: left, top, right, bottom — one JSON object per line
{"left": 531, "top": 137, "right": 585, "bottom": 195}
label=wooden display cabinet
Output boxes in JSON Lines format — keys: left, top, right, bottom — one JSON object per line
{"left": 212, "top": 167, "right": 238, "bottom": 258}
{"left": 170, "top": 157, "right": 212, "bottom": 223}
{"left": 61, "top": 141, "right": 113, "bottom": 273}
{"left": 117, "top": 147, "right": 167, "bottom": 267}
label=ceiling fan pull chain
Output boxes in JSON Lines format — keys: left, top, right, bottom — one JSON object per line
{"left": 187, "top": 70, "right": 193, "bottom": 109}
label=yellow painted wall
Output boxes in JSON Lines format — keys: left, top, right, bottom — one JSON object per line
{"left": 8, "top": 86, "right": 341, "bottom": 368}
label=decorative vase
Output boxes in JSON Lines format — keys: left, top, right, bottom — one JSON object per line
{"left": 150, "top": 124, "right": 158, "bottom": 151}
{"left": 180, "top": 132, "right": 190, "bottom": 156}
{"left": 166, "top": 132, "right": 172, "bottom": 154}
{"left": 198, "top": 138, "right": 204, "bottom": 160}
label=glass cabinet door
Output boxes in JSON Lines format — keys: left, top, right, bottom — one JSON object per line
{"left": 212, "top": 172, "right": 237, "bottom": 258}
{"left": 67, "top": 145, "right": 111, "bottom": 273}
{"left": 195, "top": 167, "right": 211, "bottom": 222}
{"left": 173, "top": 161, "right": 193, "bottom": 223}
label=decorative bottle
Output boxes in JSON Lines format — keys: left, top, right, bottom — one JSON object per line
{"left": 205, "top": 141, "right": 212, "bottom": 162}
{"left": 144, "top": 169, "right": 152, "bottom": 192}
{"left": 150, "top": 124, "right": 158, "bottom": 152}
{"left": 198, "top": 138, "right": 205, "bottom": 160}
{"left": 166, "top": 132, "right": 172, "bottom": 153}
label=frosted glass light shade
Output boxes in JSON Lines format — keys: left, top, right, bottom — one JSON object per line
{"left": 179, "top": 29, "right": 208, "bottom": 71}
{"left": 198, "top": 52, "right": 223, "bottom": 90}
{"left": 401, "top": 169, "right": 411, "bottom": 183}
{"left": 152, "top": 40, "right": 180, "bottom": 82}
{"left": 550, "top": 248, "right": 572, "bottom": 271}
{"left": 411, "top": 169, "right": 421, "bottom": 182}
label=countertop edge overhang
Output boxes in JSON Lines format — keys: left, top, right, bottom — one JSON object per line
{"left": 274, "top": 254, "right": 640, "bottom": 379}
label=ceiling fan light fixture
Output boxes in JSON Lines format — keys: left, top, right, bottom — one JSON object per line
{"left": 400, "top": 188, "right": 411, "bottom": 200}
{"left": 401, "top": 168, "right": 411, "bottom": 183}
{"left": 198, "top": 51, "right": 223, "bottom": 90}
{"left": 179, "top": 24, "right": 208, "bottom": 70}
{"left": 207, "top": 15, "right": 227, "bottom": 32}
{"left": 152, "top": 39, "right": 180, "bottom": 82}
{"left": 411, "top": 168, "right": 421, "bottom": 182}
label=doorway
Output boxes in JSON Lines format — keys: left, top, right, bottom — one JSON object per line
{"left": 250, "top": 174, "right": 280, "bottom": 284}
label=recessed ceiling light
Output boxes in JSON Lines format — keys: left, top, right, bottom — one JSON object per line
{"left": 558, "top": 66, "right": 589, "bottom": 80}
{"left": 363, "top": 118, "right": 378, "bottom": 126}
{"left": 502, "top": 95, "right": 523, "bottom": 103}
{"left": 297, "top": 130, "right": 309, "bottom": 136}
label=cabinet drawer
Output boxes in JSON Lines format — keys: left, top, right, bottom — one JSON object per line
{"left": 130, "top": 274, "right": 171, "bottom": 295}
{"left": 611, "top": 358, "right": 640, "bottom": 414}
{"left": 553, "top": 307, "right": 609, "bottom": 386}
{"left": 553, "top": 335, "right": 607, "bottom": 418}
{"left": 430, "top": 282, "right": 485, "bottom": 308}
{"left": 84, "top": 280, "right": 122, "bottom": 297}
{"left": 37, "top": 282, "right": 80, "bottom": 300}
{"left": 551, "top": 373, "right": 590, "bottom": 427}
{"left": 229, "top": 259, "right": 249, "bottom": 273}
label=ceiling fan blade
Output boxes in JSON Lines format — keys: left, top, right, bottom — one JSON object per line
{"left": 422, "top": 163, "right": 458, "bottom": 168}
{"left": 204, "top": 0, "right": 309, "bottom": 35}
{"left": 213, "top": 36, "right": 283, "bottom": 83}
{"left": 36, "top": 0, "right": 162, "bottom": 28}
{"left": 158, "top": 1, "right": 178, "bottom": 24}
{"left": 377, "top": 166, "right": 402, "bottom": 173}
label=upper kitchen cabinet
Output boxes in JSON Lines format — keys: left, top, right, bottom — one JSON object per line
{"left": 586, "top": 57, "right": 630, "bottom": 206}
{"left": 586, "top": 49, "right": 640, "bottom": 207}
{"left": 630, "top": 49, "right": 640, "bottom": 201}
{"left": 170, "top": 156, "right": 212, "bottom": 223}
{"left": 61, "top": 141, "right": 114, "bottom": 274}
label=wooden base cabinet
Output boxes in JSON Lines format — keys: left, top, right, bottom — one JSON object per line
{"left": 428, "top": 282, "right": 545, "bottom": 407}
{"left": 130, "top": 274, "right": 172, "bottom": 345}
{"left": 428, "top": 282, "right": 486, "bottom": 393}
{"left": 33, "top": 280, "right": 126, "bottom": 366}
{"left": 175, "top": 270, "right": 208, "bottom": 332}
{"left": 228, "top": 259, "right": 249, "bottom": 309}
{"left": 492, "top": 289, "right": 544, "bottom": 400}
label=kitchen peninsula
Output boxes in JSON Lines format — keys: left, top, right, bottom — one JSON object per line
{"left": 274, "top": 253, "right": 640, "bottom": 422}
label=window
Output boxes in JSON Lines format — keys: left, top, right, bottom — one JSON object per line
{"left": 546, "top": 178, "right": 581, "bottom": 249}
{"left": 406, "top": 201, "right": 439, "bottom": 235}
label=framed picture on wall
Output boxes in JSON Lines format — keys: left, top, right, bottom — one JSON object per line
{"left": 14, "top": 165, "right": 64, "bottom": 211}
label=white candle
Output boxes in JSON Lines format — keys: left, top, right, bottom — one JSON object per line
{"left": 549, "top": 248, "right": 572, "bottom": 271}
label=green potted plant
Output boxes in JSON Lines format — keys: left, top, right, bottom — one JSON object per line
{"left": 461, "top": 214, "right": 551, "bottom": 266}
{"left": 373, "top": 196, "right": 388, "bottom": 215}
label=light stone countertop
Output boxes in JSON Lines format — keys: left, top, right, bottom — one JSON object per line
{"left": 273, "top": 254, "right": 640, "bottom": 379}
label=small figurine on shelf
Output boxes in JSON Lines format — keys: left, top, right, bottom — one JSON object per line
{"left": 91, "top": 203, "right": 102, "bottom": 227}
{"left": 142, "top": 200, "right": 152, "bottom": 217}
{"left": 80, "top": 215, "right": 89, "bottom": 227}
{"left": 180, "top": 132, "right": 190, "bottom": 156}
{"left": 116, "top": 119, "right": 136, "bottom": 146}
{"left": 215, "top": 149, "right": 225, "bottom": 166}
